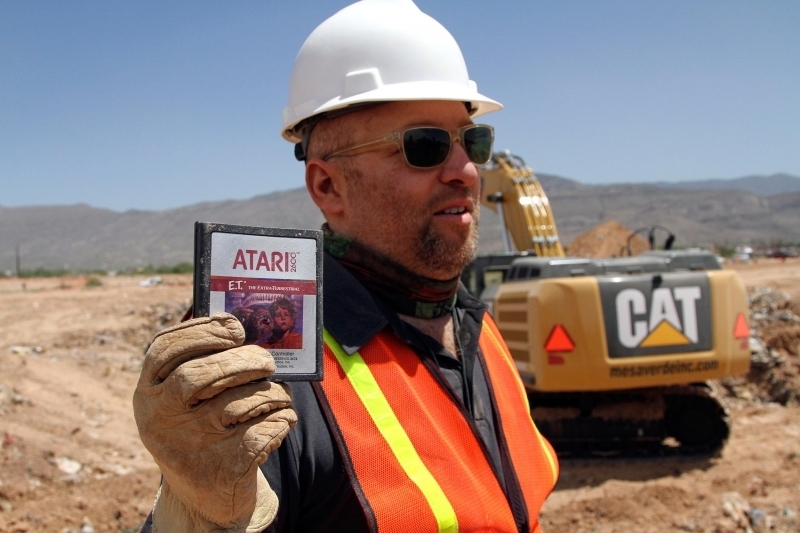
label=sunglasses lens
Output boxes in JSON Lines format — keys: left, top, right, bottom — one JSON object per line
{"left": 463, "top": 126, "right": 493, "bottom": 165}
{"left": 402, "top": 128, "right": 451, "bottom": 168}
{"left": 401, "top": 126, "right": 494, "bottom": 168}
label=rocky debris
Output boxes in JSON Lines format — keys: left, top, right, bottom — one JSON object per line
{"left": 721, "top": 491, "right": 751, "bottom": 530}
{"left": 718, "top": 287, "right": 800, "bottom": 405}
{"left": 48, "top": 300, "right": 189, "bottom": 352}
{"left": 565, "top": 220, "right": 651, "bottom": 258}
{"left": 52, "top": 457, "right": 82, "bottom": 476}
{"left": 139, "top": 301, "right": 187, "bottom": 332}
{"left": 0, "top": 386, "right": 10, "bottom": 413}
{"left": 60, "top": 516, "right": 95, "bottom": 533}
{"left": 7, "top": 346, "right": 43, "bottom": 356}
{"left": 719, "top": 492, "right": 774, "bottom": 533}
{"left": 94, "top": 462, "right": 136, "bottom": 477}
{"left": 749, "top": 287, "right": 800, "bottom": 356}
{"left": 138, "top": 276, "right": 162, "bottom": 288}
{"left": 0, "top": 385, "right": 31, "bottom": 415}
{"left": 127, "top": 301, "right": 189, "bottom": 349}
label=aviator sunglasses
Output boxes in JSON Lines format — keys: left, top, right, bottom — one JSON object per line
{"left": 324, "top": 124, "right": 494, "bottom": 169}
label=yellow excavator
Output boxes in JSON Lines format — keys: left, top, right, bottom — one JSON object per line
{"left": 465, "top": 152, "right": 751, "bottom": 456}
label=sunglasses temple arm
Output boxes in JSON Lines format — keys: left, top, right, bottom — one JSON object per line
{"left": 326, "top": 133, "right": 398, "bottom": 159}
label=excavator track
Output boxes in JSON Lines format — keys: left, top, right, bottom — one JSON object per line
{"left": 529, "top": 383, "right": 730, "bottom": 458}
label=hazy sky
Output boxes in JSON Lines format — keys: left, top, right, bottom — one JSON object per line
{"left": 2, "top": 0, "right": 798, "bottom": 211}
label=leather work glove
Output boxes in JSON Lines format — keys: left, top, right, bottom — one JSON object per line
{"left": 133, "top": 313, "right": 297, "bottom": 533}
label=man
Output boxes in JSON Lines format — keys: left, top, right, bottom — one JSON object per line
{"left": 134, "top": 1, "right": 558, "bottom": 532}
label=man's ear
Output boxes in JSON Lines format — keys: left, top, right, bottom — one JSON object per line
{"left": 305, "top": 159, "right": 347, "bottom": 220}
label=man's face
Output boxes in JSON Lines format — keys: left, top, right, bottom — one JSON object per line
{"left": 273, "top": 305, "right": 294, "bottom": 333}
{"left": 322, "top": 100, "right": 482, "bottom": 280}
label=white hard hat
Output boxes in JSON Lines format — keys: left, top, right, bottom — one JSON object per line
{"left": 281, "top": 0, "right": 502, "bottom": 143}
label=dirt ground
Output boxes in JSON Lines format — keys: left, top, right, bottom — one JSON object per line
{"left": 0, "top": 275, "right": 190, "bottom": 532}
{"left": 0, "top": 260, "right": 798, "bottom": 532}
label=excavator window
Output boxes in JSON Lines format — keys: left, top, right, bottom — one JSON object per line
{"left": 483, "top": 270, "right": 505, "bottom": 287}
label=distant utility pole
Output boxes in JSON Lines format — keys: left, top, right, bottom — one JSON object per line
{"left": 16, "top": 244, "right": 21, "bottom": 278}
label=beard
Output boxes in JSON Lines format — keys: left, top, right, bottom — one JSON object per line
{"left": 416, "top": 199, "right": 479, "bottom": 278}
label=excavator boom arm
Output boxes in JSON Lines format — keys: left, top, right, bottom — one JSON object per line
{"left": 480, "top": 152, "right": 565, "bottom": 257}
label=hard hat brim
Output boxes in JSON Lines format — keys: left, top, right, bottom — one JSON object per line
{"left": 282, "top": 81, "right": 502, "bottom": 143}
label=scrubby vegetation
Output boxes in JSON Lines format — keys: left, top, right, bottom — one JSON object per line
{"left": 8, "top": 262, "right": 194, "bottom": 279}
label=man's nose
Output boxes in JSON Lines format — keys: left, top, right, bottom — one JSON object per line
{"left": 439, "top": 141, "right": 479, "bottom": 187}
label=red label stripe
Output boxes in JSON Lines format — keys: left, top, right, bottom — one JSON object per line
{"left": 210, "top": 276, "right": 317, "bottom": 295}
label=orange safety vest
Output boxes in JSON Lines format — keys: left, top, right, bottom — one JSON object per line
{"left": 313, "top": 315, "right": 559, "bottom": 532}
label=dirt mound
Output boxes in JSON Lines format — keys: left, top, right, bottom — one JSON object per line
{"left": 565, "top": 220, "right": 650, "bottom": 258}
{"left": 719, "top": 287, "right": 800, "bottom": 405}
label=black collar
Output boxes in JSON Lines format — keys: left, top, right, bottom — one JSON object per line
{"left": 322, "top": 252, "right": 487, "bottom": 355}
{"left": 322, "top": 252, "right": 388, "bottom": 355}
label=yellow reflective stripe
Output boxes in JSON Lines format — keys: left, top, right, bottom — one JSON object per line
{"left": 482, "top": 323, "right": 559, "bottom": 483}
{"left": 323, "top": 329, "right": 458, "bottom": 533}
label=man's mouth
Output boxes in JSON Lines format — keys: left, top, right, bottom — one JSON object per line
{"left": 439, "top": 206, "right": 467, "bottom": 215}
{"left": 433, "top": 204, "right": 474, "bottom": 226}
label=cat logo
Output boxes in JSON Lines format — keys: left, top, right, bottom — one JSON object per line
{"left": 615, "top": 287, "right": 700, "bottom": 348}
{"left": 599, "top": 273, "right": 713, "bottom": 358}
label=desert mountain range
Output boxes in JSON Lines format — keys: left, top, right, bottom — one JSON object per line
{"left": 2, "top": 173, "right": 799, "bottom": 271}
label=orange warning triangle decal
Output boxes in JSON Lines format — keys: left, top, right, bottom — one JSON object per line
{"left": 545, "top": 324, "right": 575, "bottom": 352}
{"left": 640, "top": 320, "right": 690, "bottom": 347}
{"left": 733, "top": 313, "right": 750, "bottom": 339}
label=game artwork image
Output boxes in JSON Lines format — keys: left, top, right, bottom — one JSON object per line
{"left": 225, "top": 292, "right": 304, "bottom": 350}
